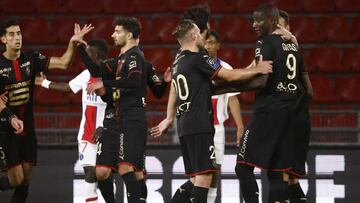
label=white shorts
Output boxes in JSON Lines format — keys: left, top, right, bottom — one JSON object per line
{"left": 78, "top": 141, "right": 98, "bottom": 167}
{"left": 214, "top": 124, "right": 225, "bottom": 165}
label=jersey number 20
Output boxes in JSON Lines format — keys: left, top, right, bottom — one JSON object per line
{"left": 172, "top": 74, "right": 189, "bottom": 101}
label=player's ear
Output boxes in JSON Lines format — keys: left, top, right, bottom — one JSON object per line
{"left": 1, "top": 36, "right": 6, "bottom": 44}
{"left": 127, "top": 31, "right": 133, "bottom": 40}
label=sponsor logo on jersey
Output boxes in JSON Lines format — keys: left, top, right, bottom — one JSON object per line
{"left": 276, "top": 82, "right": 298, "bottom": 93}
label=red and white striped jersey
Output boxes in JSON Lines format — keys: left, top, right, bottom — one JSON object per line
{"left": 69, "top": 69, "right": 106, "bottom": 143}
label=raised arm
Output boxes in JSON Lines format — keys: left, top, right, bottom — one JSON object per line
{"left": 48, "top": 24, "right": 94, "bottom": 70}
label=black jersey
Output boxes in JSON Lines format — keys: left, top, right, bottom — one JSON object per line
{"left": 79, "top": 46, "right": 147, "bottom": 120}
{"left": 172, "top": 50, "right": 221, "bottom": 137}
{"left": 253, "top": 34, "right": 304, "bottom": 112}
{"left": 144, "top": 60, "right": 168, "bottom": 100}
{"left": 0, "top": 51, "right": 49, "bottom": 135}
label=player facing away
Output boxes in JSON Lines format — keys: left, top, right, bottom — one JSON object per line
{"left": 0, "top": 19, "right": 93, "bottom": 202}
{"left": 278, "top": 10, "right": 313, "bottom": 203}
{"left": 234, "top": 3, "right": 305, "bottom": 203}
{"left": 34, "top": 39, "right": 115, "bottom": 203}
{"left": 150, "top": 19, "right": 272, "bottom": 203}
{"left": 204, "top": 30, "right": 244, "bottom": 203}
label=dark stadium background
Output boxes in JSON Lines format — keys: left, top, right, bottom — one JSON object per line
{"left": 0, "top": 0, "right": 359, "bottom": 202}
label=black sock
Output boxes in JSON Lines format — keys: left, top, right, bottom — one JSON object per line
{"left": 11, "top": 185, "right": 29, "bottom": 203}
{"left": 289, "top": 183, "right": 306, "bottom": 203}
{"left": 235, "top": 164, "right": 259, "bottom": 203}
{"left": 121, "top": 172, "right": 140, "bottom": 203}
{"left": 190, "top": 186, "right": 208, "bottom": 203}
{"left": 138, "top": 179, "right": 147, "bottom": 202}
{"left": 267, "top": 172, "right": 289, "bottom": 203}
{"left": 171, "top": 180, "right": 194, "bottom": 203}
{"left": 98, "top": 177, "right": 115, "bottom": 203}
{"left": 0, "top": 176, "right": 13, "bottom": 191}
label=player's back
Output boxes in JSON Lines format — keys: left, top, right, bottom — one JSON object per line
{"left": 254, "top": 34, "right": 303, "bottom": 112}
{"left": 172, "top": 50, "right": 217, "bottom": 136}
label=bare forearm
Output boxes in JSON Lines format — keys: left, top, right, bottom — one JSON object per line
{"left": 166, "top": 85, "right": 177, "bottom": 121}
{"left": 48, "top": 41, "right": 76, "bottom": 70}
{"left": 213, "top": 74, "right": 268, "bottom": 95}
{"left": 49, "top": 82, "right": 72, "bottom": 92}
{"left": 228, "top": 96, "right": 244, "bottom": 130}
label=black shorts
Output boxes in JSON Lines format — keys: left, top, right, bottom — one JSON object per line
{"left": 289, "top": 108, "right": 311, "bottom": 177}
{"left": 236, "top": 105, "right": 294, "bottom": 171}
{"left": 96, "top": 116, "right": 120, "bottom": 172}
{"left": 0, "top": 125, "right": 37, "bottom": 170}
{"left": 180, "top": 133, "right": 217, "bottom": 177}
{"left": 118, "top": 118, "right": 147, "bottom": 172}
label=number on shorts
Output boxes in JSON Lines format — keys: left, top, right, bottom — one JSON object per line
{"left": 209, "top": 146, "right": 216, "bottom": 160}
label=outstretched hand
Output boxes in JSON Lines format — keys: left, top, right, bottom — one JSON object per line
{"left": 150, "top": 118, "right": 173, "bottom": 138}
{"left": 70, "top": 23, "right": 94, "bottom": 45}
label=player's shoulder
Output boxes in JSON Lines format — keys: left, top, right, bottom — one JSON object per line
{"left": 125, "top": 46, "right": 144, "bottom": 60}
{"left": 219, "top": 59, "right": 233, "bottom": 70}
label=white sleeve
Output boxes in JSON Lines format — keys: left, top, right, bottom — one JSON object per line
{"left": 220, "top": 59, "right": 240, "bottom": 96}
{"left": 68, "top": 70, "right": 89, "bottom": 94}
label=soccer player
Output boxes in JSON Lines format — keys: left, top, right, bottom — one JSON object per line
{"left": 35, "top": 39, "right": 112, "bottom": 203}
{"left": 234, "top": 3, "right": 305, "bottom": 203}
{"left": 204, "top": 30, "right": 244, "bottom": 203}
{"left": 77, "top": 16, "right": 169, "bottom": 203}
{"left": 278, "top": 10, "right": 313, "bottom": 203}
{"left": 151, "top": 19, "right": 272, "bottom": 203}
{"left": 0, "top": 19, "right": 93, "bottom": 202}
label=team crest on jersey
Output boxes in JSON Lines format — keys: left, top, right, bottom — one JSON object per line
{"left": 206, "top": 57, "right": 220, "bottom": 70}
{"left": 38, "top": 53, "right": 46, "bottom": 60}
{"left": 129, "top": 60, "right": 137, "bottom": 70}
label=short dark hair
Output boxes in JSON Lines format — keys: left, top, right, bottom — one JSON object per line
{"left": 208, "top": 30, "right": 220, "bottom": 43}
{"left": 172, "top": 19, "right": 196, "bottom": 39}
{"left": 88, "top": 38, "right": 108, "bottom": 59}
{"left": 279, "top": 10, "right": 290, "bottom": 26}
{"left": 183, "top": 4, "right": 210, "bottom": 33}
{"left": 0, "top": 18, "right": 20, "bottom": 37}
{"left": 113, "top": 16, "right": 141, "bottom": 39}
{"left": 255, "top": 3, "right": 279, "bottom": 26}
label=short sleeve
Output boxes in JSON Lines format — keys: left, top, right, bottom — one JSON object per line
{"left": 254, "top": 38, "right": 274, "bottom": 63}
{"left": 33, "top": 51, "right": 49, "bottom": 74}
{"left": 196, "top": 52, "right": 222, "bottom": 79}
{"left": 69, "top": 70, "right": 89, "bottom": 93}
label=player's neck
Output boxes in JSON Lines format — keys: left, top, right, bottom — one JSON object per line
{"left": 121, "top": 40, "right": 137, "bottom": 54}
{"left": 181, "top": 43, "right": 199, "bottom": 53}
{"left": 3, "top": 49, "right": 20, "bottom": 60}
